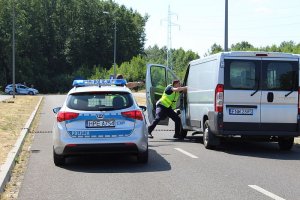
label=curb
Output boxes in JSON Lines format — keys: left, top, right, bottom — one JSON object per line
{"left": 0, "top": 96, "right": 43, "bottom": 193}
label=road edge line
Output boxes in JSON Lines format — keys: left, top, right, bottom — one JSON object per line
{"left": 0, "top": 96, "right": 43, "bottom": 193}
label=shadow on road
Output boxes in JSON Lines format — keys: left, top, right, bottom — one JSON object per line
{"left": 159, "top": 132, "right": 300, "bottom": 161}
{"left": 217, "top": 139, "right": 300, "bottom": 160}
{"left": 60, "top": 149, "right": 171, "bottom": 173}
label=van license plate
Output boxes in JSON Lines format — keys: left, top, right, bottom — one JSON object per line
{"left": 229, "top": 108, "right": 253, "bottom": 115}
{"left": 86, "top": 120, "right": 115, "bottom": 128}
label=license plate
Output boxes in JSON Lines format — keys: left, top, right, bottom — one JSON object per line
{"left": 85, "top": 119, "right": 115, "bottom": 128}
{"left": 229, "top": 108, "right": 253, "bottom": 115}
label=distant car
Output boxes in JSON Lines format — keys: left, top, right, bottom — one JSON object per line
{"left": 5, "top": 84, "right": 39, "bottom": 95}
{"left": 52, "top": 79, "right": 148, "bottom": 166}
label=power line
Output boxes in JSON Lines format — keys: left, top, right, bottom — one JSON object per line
{"left": 161, "top": 5, "right": 179, "bottom": 70}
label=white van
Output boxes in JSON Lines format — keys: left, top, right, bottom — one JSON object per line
{"left": 146, "top": 51, "right": 300, "bottom": 150}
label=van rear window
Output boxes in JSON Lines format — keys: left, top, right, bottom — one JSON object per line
{"left": 225, "top": 59, "right": 298, "bottom": 91}
{"left": 67, "top": 92, "right": 133, "bottom": 111}
{"left": 262, "top": 61, "right": 298, "bottom": 91}
{"left": 225, "top": 60, "right": 258, "bottom": 90}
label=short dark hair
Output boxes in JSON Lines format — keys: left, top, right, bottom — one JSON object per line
{"left": 172, "top": 80, "right": 180, "bottom": 86}
{"left": 116, "top": 74, "right": 124, "bottom": 79}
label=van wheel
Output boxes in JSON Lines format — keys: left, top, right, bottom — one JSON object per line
{"left": 178, "top": 114, "right": 187, "bottom": 138}
{"left": 203, "top": 120, "right": 220, "bottom": 149}
{"left": 137, "top": 147, "right": 148, "bottom": 164}
{"left": 278, "top": 137, "right": 294, "bottom": 151}
{"left": 53, "top": 150, "right": 65, "bottom": 166}
{"left": 8, "top": 91, "right": 13, "bottom": 95}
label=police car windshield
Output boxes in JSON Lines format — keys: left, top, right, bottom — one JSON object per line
{"left": 67, "top": 92, "right": 133, "bottom": 111}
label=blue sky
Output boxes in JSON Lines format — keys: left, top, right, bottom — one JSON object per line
{"left": 114, "top": 0, "right": 300, "bottom": 56}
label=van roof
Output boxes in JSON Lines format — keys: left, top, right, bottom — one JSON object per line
{"left": 223, "top": 51, "right": 299, "bottom": 58}
{"left": 190, "top": 51, "right": 300, "bottom": 65}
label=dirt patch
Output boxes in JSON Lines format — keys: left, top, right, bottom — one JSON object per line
{"left": 134, "top": 96, "right": 146, "bottom": 106}
{"left": 0, "top": 96, "right": 40, "bottom": 165}
{"left": 0, "top": 98, "right": 43, "bottom": 200}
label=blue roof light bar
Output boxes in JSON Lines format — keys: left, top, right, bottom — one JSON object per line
{"left": 72, "top": 79, "right": 127, "bottom": 87}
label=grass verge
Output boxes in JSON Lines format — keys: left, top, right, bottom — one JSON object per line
{"left": 0, "top": 96, "right": 40, "bottom": 165}
{"left": 0, "top": 97, "right": 43, "bottom": 200}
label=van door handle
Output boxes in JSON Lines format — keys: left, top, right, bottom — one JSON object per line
{"left": 267, "top": 92, "right": 274, "bottom": 102}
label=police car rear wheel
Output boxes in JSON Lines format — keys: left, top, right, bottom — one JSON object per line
{"left": 53, "top": 150, "right": 65, "bottom": 166}
{"left": 278, "top": 137, "right": 294, "bottom": 151}
{"left": 137, "top": 147, "right": 148, "bottom": 164}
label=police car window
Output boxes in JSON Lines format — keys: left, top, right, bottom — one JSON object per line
{"left": 262, "top": 61, "right": 298, "bottom": 91}
{"left": 67, "top": 92, "right": 133, "bottom": 111}
{"left": 225, "top": 61, "right": 257, "bottom": 90}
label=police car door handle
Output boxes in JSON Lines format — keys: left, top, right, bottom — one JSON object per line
{"left": 267, "top": 92, "right": 274, "bottom": 102}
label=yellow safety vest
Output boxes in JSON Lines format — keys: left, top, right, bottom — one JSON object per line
{"left": 159, "top": 84, "right": 179, "bottom": 109}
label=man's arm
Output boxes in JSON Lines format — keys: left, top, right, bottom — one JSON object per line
{"left": 171, "top": 86, "right": 187, "bottom": 93}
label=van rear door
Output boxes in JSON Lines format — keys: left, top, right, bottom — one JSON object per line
{"left": 146, "top": 64, "right": 179, "bottom": 125}
{"left": 223, "top": 58, "right": 262, "bottom": 131}
{"left": 260, "top": 58, "right": 299, "bottom": 131}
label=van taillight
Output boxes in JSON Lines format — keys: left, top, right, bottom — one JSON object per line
{"left": 215, "top": 84, "right": 224, "bottom": 113}
{"left": 121, "top": 110, "right": 143, "bottom": 120}
{"left": 298, "top": 88, "right": 300, "bottom": 114}
{"left": 57, "top": 112, "right": 79, "bottom": 122}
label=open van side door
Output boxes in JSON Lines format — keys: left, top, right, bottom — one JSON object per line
{"left": 146, "top": 64, "right": 179, "bottom": 125}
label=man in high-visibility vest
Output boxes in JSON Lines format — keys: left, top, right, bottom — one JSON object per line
{"left": 148, "top": 80, "right": 187, "bottom": 139}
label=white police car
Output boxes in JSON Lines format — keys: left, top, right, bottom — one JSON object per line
{"left": 52, "top": 79, "right": 148, "bottom": 166}
{"left": 5, "top": 84, "right": 39, "bottom": 95}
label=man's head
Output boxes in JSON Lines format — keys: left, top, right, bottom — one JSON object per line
{"left": 116, "top": 74, "right": 124, "bottom": 79}
{"left": 172, "top": 80, "right": 181, "bottom": 87}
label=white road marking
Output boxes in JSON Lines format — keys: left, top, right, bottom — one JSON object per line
{"left": 174, "top": 148, "right": 198, "bottom": 158}
{"left": 248, "top": 185, "right": 285, "bottom": 200}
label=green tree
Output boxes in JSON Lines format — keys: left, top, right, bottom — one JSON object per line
{"left": 231, "top": 41, "right": 255, "bottom": 51}
{"left": 204, "top": 43, "right": 223, "bottom": 56}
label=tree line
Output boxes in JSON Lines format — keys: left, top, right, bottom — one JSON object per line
{"left": 91, "top": 40, "right": 300, "bottom": 84}
{"left": 1, "top": 0, "right": 300, "bottom": 93}
{"left": 89, "top": 45, "right": 200, "bottom": 84}
{"left": 0, "top": 0, "right": 147, "bottom": 93}
{"left": 205, "top": 41, "right": 300, "bottom": 55}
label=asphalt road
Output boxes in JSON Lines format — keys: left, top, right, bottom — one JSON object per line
{"left": 18, "top": 95, "right": 300, "bottom": 200}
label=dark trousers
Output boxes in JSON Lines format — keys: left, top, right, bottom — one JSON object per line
{"left": 148, "top": 104, "right": 181, "bottom": 136}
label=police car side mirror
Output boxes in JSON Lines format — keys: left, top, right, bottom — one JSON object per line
{"left": 53, "top": 107, "right": 61, "bottom": 114}
{"left": 139, "top": 106, "right": 147, "bottom": 112}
